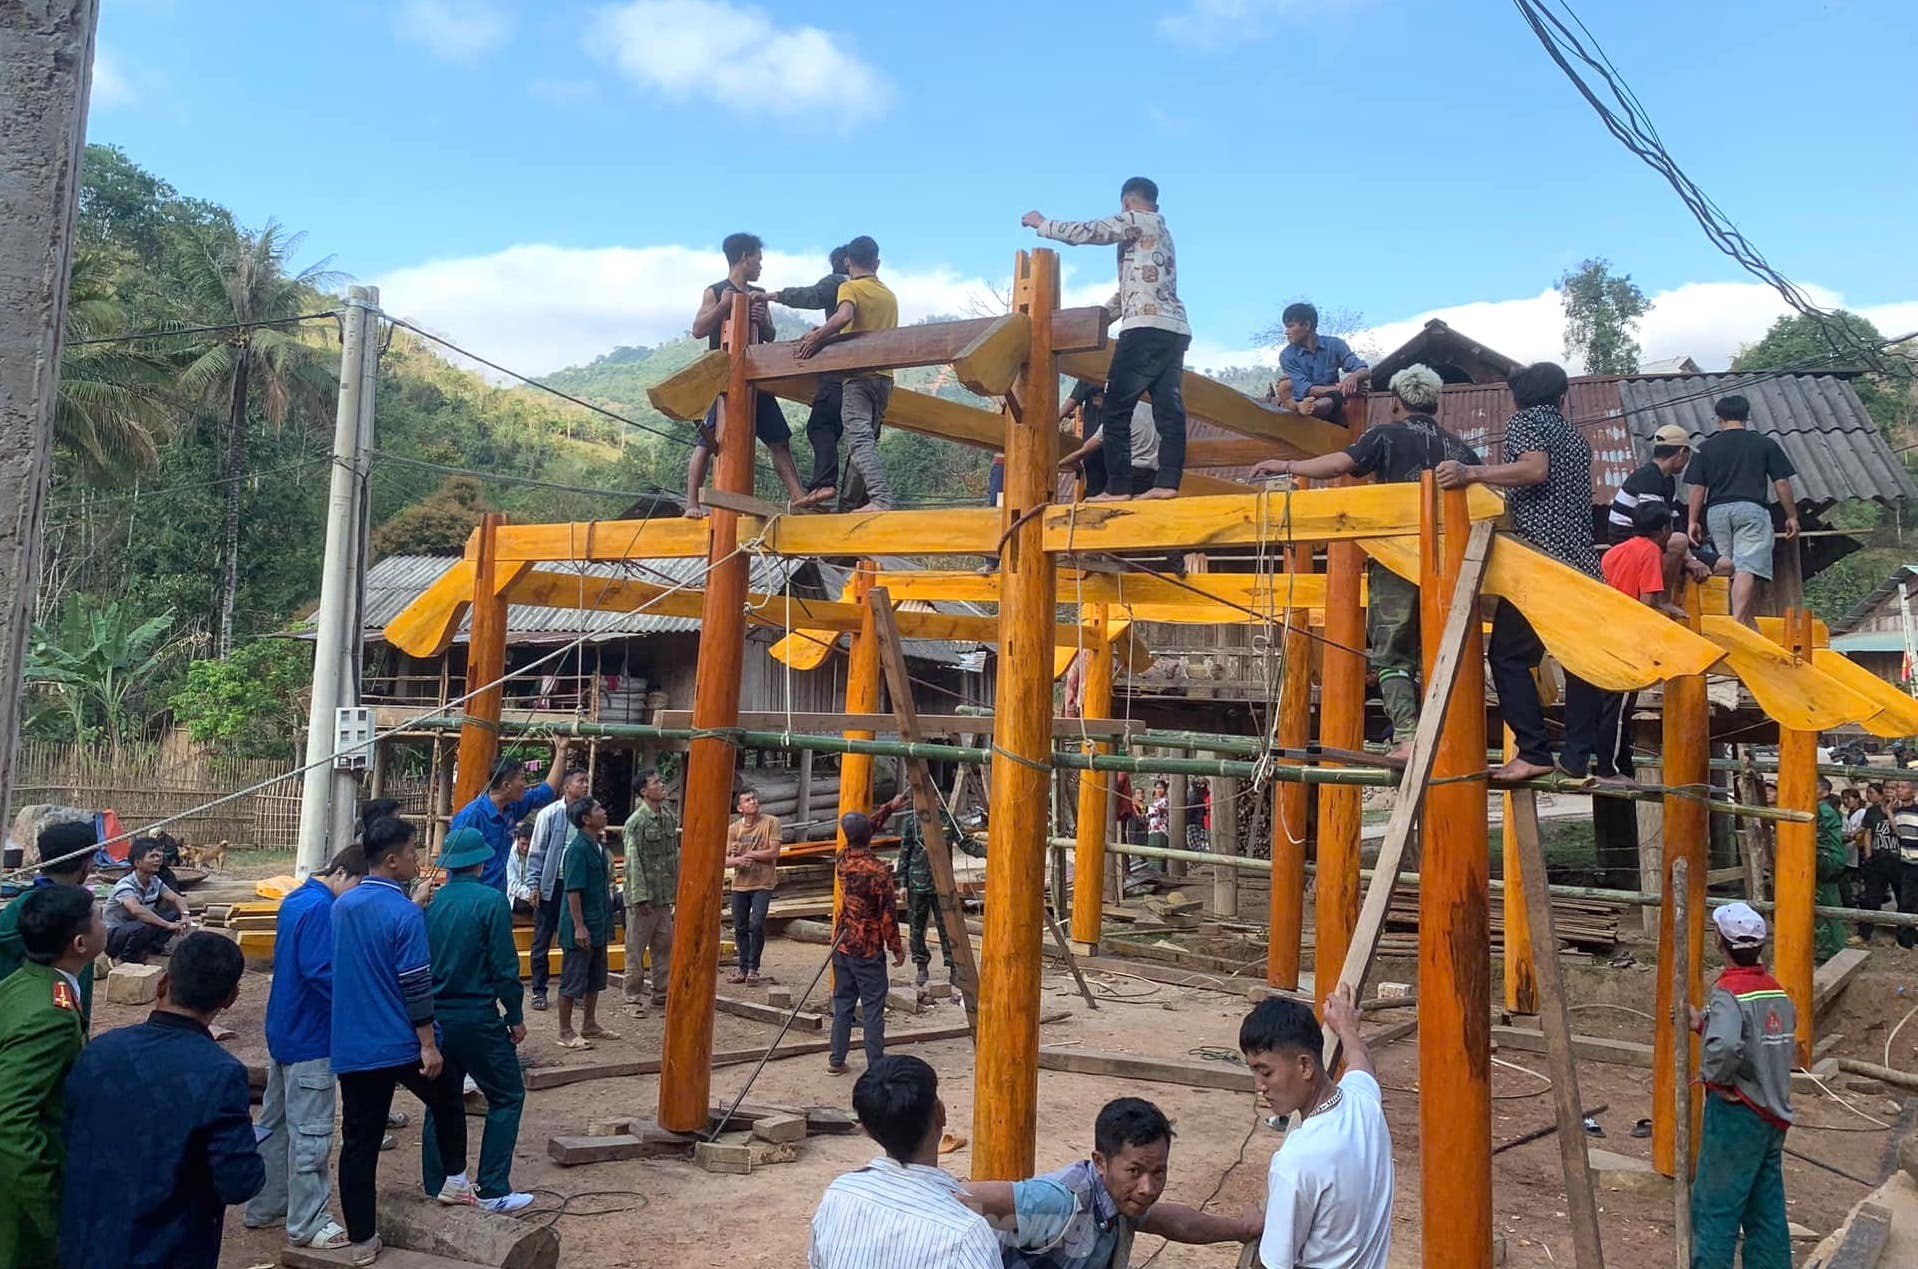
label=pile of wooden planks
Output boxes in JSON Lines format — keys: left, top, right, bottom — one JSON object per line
{"left": 1371, "top": 884, "right": 1617, "bottom": 957}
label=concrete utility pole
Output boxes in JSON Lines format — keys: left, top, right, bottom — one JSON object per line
{"left": 0, "top": 1, "right": 99, "bottom": 830}
{"left": 295, "top": 286, "right": 379, "bottom": 876}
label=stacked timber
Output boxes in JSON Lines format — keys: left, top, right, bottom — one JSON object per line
{"left": 1373, "top": 887, "right": 1616, "bottom": 957}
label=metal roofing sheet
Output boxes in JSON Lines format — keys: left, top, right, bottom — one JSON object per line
{"left": 1616, "top": 374, "right": 1914, "bottom": 510}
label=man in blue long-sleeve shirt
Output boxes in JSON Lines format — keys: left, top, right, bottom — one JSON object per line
{"left": 246, "top": 845, "right": 367, "bottom": 1250}
{"left": 446, "top": 742, "right": 569, "bottom": 893}
{"left": 59, "top": 932, "right": 264, "bottom": 1269}
{"left": 332, "top": 817, "right": 475, "bottom": 1262}
{"left": 1276, "top": 302, "right": 1368, "bottom": 421}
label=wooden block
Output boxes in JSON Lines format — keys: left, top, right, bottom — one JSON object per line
{"left": 1812, "top": 948, "right": 1867, "bottom": 1016}
{"left": 586, "top": 1116, "right": 634, "bottom": 1137}
{"left": 1036, "top": 1045, "right": 1255, "bottom": 1092}
{"left": 1585, "top": 1147, "right": 1670, "bottom": 1194}
{"left": 804, "top": 1106, "right": 858, "bottom": 1135}
{"left": 1824, "top": 1203, "right": 1890, "bottom": 1269}
{"left": 694, "top": 1133, "right": 757, "bottom": 1175}
{"left": 282, "top": 1248, "right": 494, "bottom": 1269}
{"left": 547, "top": 1125, "right": 695, "bottom": 1166}
{"left": 748, "top": 1137, "right": 801, "bottom": 1167}
{"left": 765, "top": 986, "right": 794, "bottom": 1009}
{"left": 715, "top": 993, "right": 824, "bottom": 1031}
{"left": 104, "top": 962, "right": 163, "bottom": 1005}
{"left": 1491, "top": 1025, "right": 1653, "bottom": 1069}
{"left": 886, "top": 987, "right": 922, "bottom": 1015}
{"left": 751, "top": 1113, "right": 808, "bottom": 1144}
{"left": 374, "top": 1187, "right": 560, "bottom": 1268}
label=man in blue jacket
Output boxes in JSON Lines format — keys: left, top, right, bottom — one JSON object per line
{"left": 59, "top": 932, "right": 263, "bottom": 1269}
{"left": 447, "top": 743, "right": 570, "bottom": 893}
{"left": 246, "top": 844, "right": 367, "bottom": 1250}
{"left": 333, "top": 817, "right": 475, "bottom": 1264}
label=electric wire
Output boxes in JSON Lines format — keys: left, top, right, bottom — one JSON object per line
{"left": 64, "top": 311, "right": 343, "bottom": 347}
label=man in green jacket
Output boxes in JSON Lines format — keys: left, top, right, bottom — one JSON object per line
{"left": 0, "top": 820, "right": 99, "bottom": 1028}
{"left": 0, "top": 884, "right": 104, "bottom": 1267}
{"left": 622, "top": 769, "right": 679, "bottom": 1017}
{"left": 420, "top": 829, "right": 532, "bottom": 1213}
{"left": 559, "top": 798, "right": 618, "bottom": 1049}
{"left": 877, "top": 793, "right": 986, "bottom": 990}
{"left": 1815, "top": 779, "right": 1849, "bottom": 963}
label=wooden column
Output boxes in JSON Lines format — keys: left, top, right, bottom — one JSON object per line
{"left": 1420, "top": 485, "right": 1492, "bottom": 1269}
{"left": 1070, "top": 606, "right": 1115, "bottom": 948}
{"left": 659, "top": 293, "right": 758, "bottom": 1133}
{"left": 1212, "top": 772, "right": 1240, "bottom": 917}
{"left": 974, "top": 249, "right": 1060, "bottom": 1180}
{"left": 1502, "top": 727, "right": 1538, "bottom": 1015}
{"left": 452, "top": 513, "right": 508, "bottom": 809}
{"left": 1775, "top": 607, "right": 1817, "bottom": 1065}
{"left": 1269, "top": 513, "right": 1313, "bottom": 989}
{"left": 836, "top": 562, "right": 882, "bottom": 845}
{"left": 794, "top": 748, "right": 814, "bottom": 833}
{"left": 1313, "top": 398, "right": 1370, "bottom": 1006}
{"left": 1652, "top": 583, "right": 1709, "bottom": 1176}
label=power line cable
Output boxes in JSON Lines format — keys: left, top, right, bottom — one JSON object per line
{"left": 64, "top": 312, "right": 342, "bottom": 347}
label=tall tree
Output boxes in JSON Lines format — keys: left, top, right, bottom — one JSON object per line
{"left": 173, "top": 222, "right": 340, "bottom": 654}
{"left": 56, "top": 249, "right": 172, "bottom": 481}
{"left": 1557, "top": 258, "right": 1650, "bottom": 375}
{"left": 1732, "top": 310, "right": 1913, "bottom": 437}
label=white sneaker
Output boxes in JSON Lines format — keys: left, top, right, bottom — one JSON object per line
{"left": 462, "top": 1074, "right": 480, "bottom": 1095}
{"left": 479, "top": 1192, "right": 535, "bottom": 1214}
{"left": 435, "top": 1175, "right": 478, "bottom": 1206}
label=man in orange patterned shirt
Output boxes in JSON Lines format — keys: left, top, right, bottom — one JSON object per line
{"left": 826, "top": 812, "right": 905, "bottom": 1077}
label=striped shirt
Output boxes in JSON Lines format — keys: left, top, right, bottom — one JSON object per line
{"left": 1895, "top": 802, "right": 1918, "bottom": 864}
{"left": 809, "top": 1156, "right": 1000, "bottom": 1269}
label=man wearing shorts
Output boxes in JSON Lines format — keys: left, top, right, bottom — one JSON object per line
{"left": 1685, "top": 394, "right": 1798, "bottom": 628}
{"left": 684, "top": 232, "right": 810, "bottom": 518}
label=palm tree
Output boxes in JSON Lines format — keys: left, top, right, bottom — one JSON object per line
{"left": 56, "top": 249, "right": 172, "bottom": 481}
{"left": 173, "top": 221, "right": 342, "bottom": 654}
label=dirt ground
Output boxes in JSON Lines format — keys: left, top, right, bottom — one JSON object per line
{"left": 97, "top": 918, "right": 1915, "bottom": 1268}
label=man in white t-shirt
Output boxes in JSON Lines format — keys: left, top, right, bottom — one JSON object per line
{"left": 1240, "top": 984, "right": 1393, "bottom": 1268}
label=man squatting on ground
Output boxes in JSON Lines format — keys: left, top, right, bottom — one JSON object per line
{"left": 794, "top": 235, "right": 899, "bottom": 511}
{"left": 1024, "top": 176, "right": 1191, "bottom": 502}
{"left": 1275, "top": 302, "right": 1369, "bottom": 421}
{"left": 1254, "top": 362, "right": 1479, "bottom": 759}
{"left": 685, "top": 232, "right": 812, "bottom": 518}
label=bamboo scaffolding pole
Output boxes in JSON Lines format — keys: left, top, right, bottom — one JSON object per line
{"left": 396, "top": 717, "right": 1812, "bottom": 821}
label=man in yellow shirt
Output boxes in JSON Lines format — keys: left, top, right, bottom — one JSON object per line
{"left": 796, "top": 236, "right": 897, "bottom": 511}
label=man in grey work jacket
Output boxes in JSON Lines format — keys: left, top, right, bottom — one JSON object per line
{"left": 524, "top": 767, "right": 590, "bottom": 1010}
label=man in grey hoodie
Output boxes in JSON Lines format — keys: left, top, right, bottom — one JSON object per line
{"left": 1688, "top": 902, "right": 1794, "bottom": 1269}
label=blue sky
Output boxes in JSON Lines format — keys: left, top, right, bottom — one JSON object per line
{"left": 91, "top": 0, "right": 1918, "bottom": 376}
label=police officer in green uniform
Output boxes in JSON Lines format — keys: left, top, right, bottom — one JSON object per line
{"left": 419, "top": 829, "right": 533, "bottom": 1214}
{"left": 0, "top": 821, "right": 99, "bottom": 1028}
{"left": 0, "top": 884, "right": 105, "bottom": 1267}
{"left": 879, "top": 793, "right": 987, "bottom": 990}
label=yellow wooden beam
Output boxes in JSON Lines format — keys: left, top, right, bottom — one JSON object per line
{"left": 1699, "top": 618, "right": 1876, "bottom": 732}
{"left": 1058, "top": 348, "right": 1343, "bottom": 458}
{"left": 1811, "top": 649, "right": 1918, "bottom": 737}
{"left": 743, "top": 306, "right": 1108, "bottom": 383}
{"left": 491, "top": 517, "right": 713, "bottom": 564}
{"left": 770, "top": 629, "right": 840, "bottom": 671}
{"left": 385, "top": 560, "right": 476, "bottom": 659}
{"left": 953, "top": 313, "right": 1032, "bottom": 397}
{"left": 1363, "top": 533, "right": 1723, "bottom": 691}
{"left": 647, "top": 349, "right": 732, "bottom": 423}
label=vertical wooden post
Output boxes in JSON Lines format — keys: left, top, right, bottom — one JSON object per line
{"left": 1502, "top": 727, "right": 1538, "bottom": 1015}
{"left": 1653, "top": 584, "right": 1709, "bottom": 1176}
{"left": 1166, "top": 772, "right": 1188, "bottom": 881}
{"left": 838, "top": 562, "right": 882, "bottom": 845}
{"left": 974, "top": 249, "right": 1059, "bottom": 1181}
{"left": 1775, "top": 607, "right": 1817, "bottom": 1065}
{"left": 1269, "top": 500, "right": 1312, "bottom": 989}
{"left": 1672, "top": 856, "right": 1694, "bottom": 1267}
{"left": 795, "top": 748, "right": 814, "bottom": 833}
{"left": 1314, "top": 400, "right": 1370, "bottom": 1006}
{"left": 1212, "top": 772, "right": 1240, "bottom": 917}
{"left": 1070, "top": 606, "right": 1114, "bottom": 948}
{"left": 659, "top": 292, "right": 757, "bottom": 1134}
{"left": 453, "top": 514, "right": 508, "bottom": 810}
{"left": 1420, "top": 485, "right": 1492, "bottom": 1269}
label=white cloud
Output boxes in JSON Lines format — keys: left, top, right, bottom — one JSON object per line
{"left": 586, "top": 0, "right": 891, "bottom": 122}
{"left": 1158, "top": 0, "right": 1307, "bottom": 48}
{"left": 375, "top": 243, "right": 1115, "bottom": 378}
{"left": 394, "top": 0, "right": 512, "bottom": 63}
{"left": 90, "top": 50, "right": 135, "bottom": 109}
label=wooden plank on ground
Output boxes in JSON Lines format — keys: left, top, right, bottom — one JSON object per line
{"left": 868, "top": 587, "right": 981, "bottom": 1035}
{"left": 1811, "top": 947, "right": 1867, "bottom": 1016}
{"left": 714, "top": 993, "right": 825, "bottom": 1031}
{"left": 1037, "top": 1045, "right": 1254, "bottom": 1092}
{"left": 1324, "top": 521, "right": 1495, "bottom": 1068}
{"left": 1509, "top": 789, "right": 1607, "bottom": 1269}
{"left": 1492, "top": 1025, "right": 1654, "bottom": 1069}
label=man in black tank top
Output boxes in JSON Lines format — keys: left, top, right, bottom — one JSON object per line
{"left": 683, "top": 233, "right": 811, "bottom": 518}
{"left": 1253, "top": 364, "right": 1480, "bottom": 758}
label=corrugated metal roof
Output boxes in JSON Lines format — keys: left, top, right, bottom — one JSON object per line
{"left": 1831, "top": 563, "right": 1918, "bottom": 635}
{"left": 1831, "top": 631, "right": 1905, "bottom": 654}
{"left": 1617, "top": 374, "right": 1915, "bottom": 511}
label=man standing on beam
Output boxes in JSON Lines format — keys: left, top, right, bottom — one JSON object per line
{"left": 1022, "top": 178, "right": 1190, "bottom": 503}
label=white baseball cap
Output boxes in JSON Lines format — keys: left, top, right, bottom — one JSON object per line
{"left": 1712, "top": 902, "right": 1767, "bottom": 947}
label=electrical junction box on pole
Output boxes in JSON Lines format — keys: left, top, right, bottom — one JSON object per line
{"left": 333, "top": 707, "right": 374, "bottom": 771}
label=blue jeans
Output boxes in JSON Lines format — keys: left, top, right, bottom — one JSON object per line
{"left": 1690, "top": 1095, "right": 1789, "bottom": 1269}
{"left": 829, "top": 949, "right": 890, "bottom": 1068}
{"left": 732, "top": 889, "right": 773, "bottom": 975}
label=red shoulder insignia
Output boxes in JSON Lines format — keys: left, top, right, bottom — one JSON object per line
{"left": 52, "top": 979, "right": 79, "bottom": 1013}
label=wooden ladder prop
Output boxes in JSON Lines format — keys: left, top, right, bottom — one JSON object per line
{"left": 867, "top": 587, "right": 982, "bottom": 1036}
